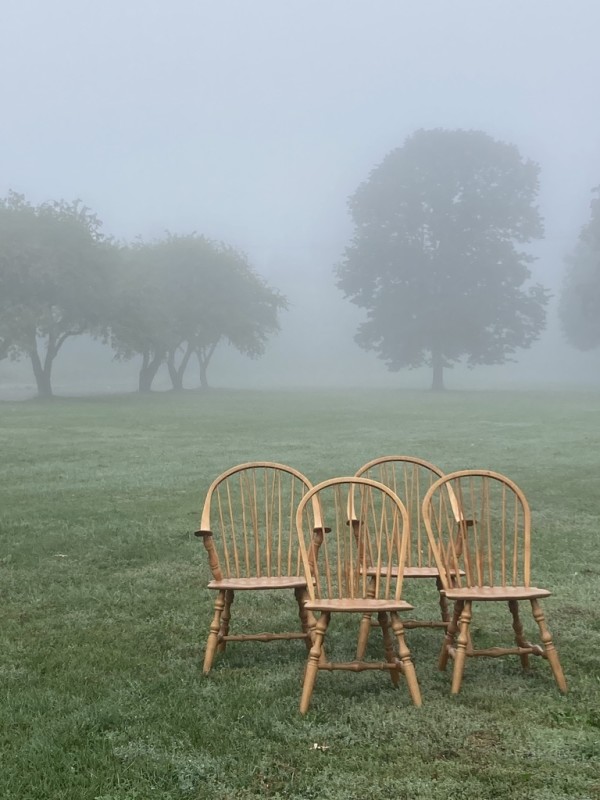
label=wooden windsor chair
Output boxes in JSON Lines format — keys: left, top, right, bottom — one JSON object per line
{"left": 295, "top": 476, "right": 422, "bottom": 714}
{"left": 354, "top": 456, "right": 463, "bottom": 659}
{"left": 422, "top": 469, "right": 567, "bottom": 694}
{"left": 196, "top": 461, "right": 320, "bottom": 675}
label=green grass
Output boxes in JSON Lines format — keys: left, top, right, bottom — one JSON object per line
{"left": 1, "top": 388, "right": 599, "bottom": 799}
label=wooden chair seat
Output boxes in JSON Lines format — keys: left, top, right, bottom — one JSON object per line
{"left": 444, "top": 585, "right": 551, "bottom": 602}
{"left": 305, "top": 598, "right": 414, "bottom": 613}
{"left": 208, "top": 576, "right": 307, "bottom": 591}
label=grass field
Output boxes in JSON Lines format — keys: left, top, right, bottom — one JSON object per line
{"left": 1, "top": 388, "right": 599, "bottom": 799}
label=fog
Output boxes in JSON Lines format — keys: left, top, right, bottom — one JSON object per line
{"left": 1, "top": 0, "right": 599, "bottom": 396}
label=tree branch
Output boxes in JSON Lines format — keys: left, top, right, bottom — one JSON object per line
{"left": 54, "top": 327, "right": 86, "bottom": 353}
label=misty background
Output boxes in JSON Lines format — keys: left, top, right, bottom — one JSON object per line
{"left": 1, "top": 0, "right": 599, "bottom": 397}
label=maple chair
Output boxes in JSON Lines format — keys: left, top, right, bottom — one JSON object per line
{"left": 295, "top": 476, "right": 422, "bottom": 714}
{"left": 422, "top": 469, "right": 567, "bottom": 694}
{"left": 354, "top": 456, "right": 461, "bottom": 658}
{"left": 196, "top": 461, "right": 319, "bottom": 675}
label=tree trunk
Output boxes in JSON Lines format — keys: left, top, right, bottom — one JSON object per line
{"left": 198, "top": 358, "right": 209, "bottom": 390}
{"left": 30, "top": 346, "right": 54, "bottom": 398}
{"left": 431, "top": 347, "right": 445, "bottom": 391}
{"left": 195, "top": 341, "right": 218, "bottom": 390}
{"left": 139, "top": 349, "right": 163, "bottom": 392}
{"left": 27, "top": 323, "right": 83, "bottom": 398}
{"left": 167, "top": 343, "right": 193, "bottom": 391}
{"left": 166, "top": 352, "right": 183, "bottom": 391}
{"left": 29, "top": 335, "right": 55, "bottom": 398}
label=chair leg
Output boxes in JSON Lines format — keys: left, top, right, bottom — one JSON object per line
{"left": 356, "top": 579, "right": 376, "bottom": 659}
{"left": 300, "top": 612, "right": 330, "bottom": 714}
{"left": 356, "top": 612, "right": 372, "bottom": 660}
{"left": 295, "top": 587, "right": 312, "bottom": 652}
{"left": 390, "top": 612, "right": 422, "bottom": 706}
{"left": 436, "top": 576, "right": 450, "bottom": 625}
{"left": 530, "top": 599, "right": 568, "bottom": 693}
{"left": 378, "top": 612, "right": 400, "bottom": 686}
{"left": 203, "top": 590, "right": 226, "bottom": 675}
{"left": 451, "top": 600, "right": 472, "bottom": 695}
{"left": 304, "top": 606, "right": 327, "bottom": 666}
{"left": 217, "top": 589, "right": 234, "bottom": 654}
{"left": 508, "top": 599, "right": 530, "bottom": 669}
{"left": 439, "top": 600, "right": 463, "bottom": 671}
{"left": 299, "top": 607, "right": 324, "bottom": 685}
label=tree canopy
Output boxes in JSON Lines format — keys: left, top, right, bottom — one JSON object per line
{"left": 559, "top": 186, "right": 600, "bottom": 352}
{"left": 110, "top": 233, "right": 287, "bottom": 391}
{"left": 335, "top": 129, "right": 549, "bottom": 389}
{"left": 0, "top": 192, "right": 113, "bottom": 396}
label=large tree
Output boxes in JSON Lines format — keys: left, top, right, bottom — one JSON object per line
{"left": 0, "top": 192, "right": 113, "bottom": 397}
{"left": 335, "top": 129, "right": 549, "bottom": 390}
{"left": 559, "top": 186, "right": 600, "bottom": 352}
{"left": 110, "top": 234, "right": 287, "bottom": 392}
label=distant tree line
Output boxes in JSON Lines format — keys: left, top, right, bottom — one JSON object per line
{"left": 0, "top": 191, "right": 286, "bottom": 397}
{"left": 1, "top": 128, "right": 598, "bottom": 397}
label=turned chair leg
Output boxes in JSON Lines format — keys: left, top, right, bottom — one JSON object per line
{"left": 217, "top": 589, "right": 234, "bottom": 654}
{"left": 439, "top": 600, "right": 463, "bottom": 671}
{"left": 300, "top": 608, "right": 327, "bottom": 687}
{"left": 378, "top": 611, "right": 400, "bottom": 686}
{"left": 436, "top": 576, "right": 450, "bottom": 625}
{"left": 203, "top": 590, "right": 226, "bottom": 675}
{"left": 390, "top": 612, "right": 422, "bottom": 706}
{"left": 451, "top": 600, "right": 472, "bottom": 695}
{"left": 356, "top": 612, "right": 372, "bottom": 660}
{"left": 300, "top": 612, "right": 330, "bottom": 714}
{"left": 356, "top": 579, "right": 377, "bottom": 659}
{"left": 508, "top": 599, "right": 531, "bottom": 669}
{"left": 530, "top": 599, "right": 568, "bottom": 693}
{"left": 295, "top": 587, "right": 312, "bottom": 652}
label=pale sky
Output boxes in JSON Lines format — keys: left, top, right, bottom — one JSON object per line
{"left": 1, "top": 0, "right": 599, "bottom": 389}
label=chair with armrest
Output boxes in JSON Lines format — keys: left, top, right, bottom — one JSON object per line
{"left": 295, "top": 476, "right": 422, "bottom": 714}
{"left": 422, "top": 469, "right": 567, "bottom": 694}
{"left": 196, "top": 461, "right": 319, "bottom": 674}
{"left": 354, "top": 456, "right": 464, "bottom": 658}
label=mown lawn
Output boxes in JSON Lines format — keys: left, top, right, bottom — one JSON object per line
{"left": 1, "top": 388, "right": 599, "bottom": 799}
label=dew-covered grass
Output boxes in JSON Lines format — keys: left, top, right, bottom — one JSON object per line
{"left": 1, "top": 388, "right": 599, "bottom": 799}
